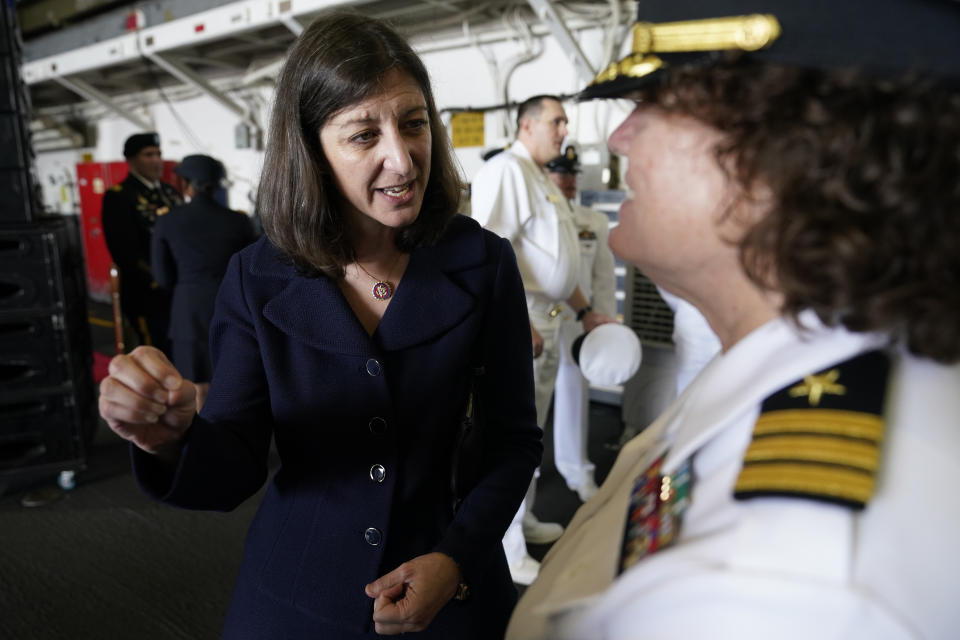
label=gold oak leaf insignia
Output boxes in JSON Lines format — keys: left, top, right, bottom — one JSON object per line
{"left": 788, "top": 369, "right": 847, "bottom": 407}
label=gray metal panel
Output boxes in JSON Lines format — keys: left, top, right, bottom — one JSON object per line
{"left": 23, "top": 0, "right": 238, "bottom": 60}
{"left": 624, "top": 265, "right": 674, "bottom": 348}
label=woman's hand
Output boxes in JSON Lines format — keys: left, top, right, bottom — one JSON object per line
{"left": 98, "top": 346, "right": 197, "bottom": 462}
{"left": 365, "top": 552, "right": 462, "bottom": 635}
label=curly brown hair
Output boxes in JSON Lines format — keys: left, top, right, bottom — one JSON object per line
{"left": 257, "top": 11, "right": 462, "bottom": 279}
{"left": 637, "top": 55, "right": 960, "bottom": 363}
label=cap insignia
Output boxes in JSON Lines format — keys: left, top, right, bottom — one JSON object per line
{"left": 631, "top": 14, "right": 781, "bottom": 56}
{"left": 590, "top": 14, "right": 781, "bottom": 87}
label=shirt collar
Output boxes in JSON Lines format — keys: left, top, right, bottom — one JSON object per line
{"left": 509, "top": 140, "right": 545, "bottom": 173}
{"left": 128, "top": 169, "right": 161, "bottom": 190}
{"left": 660, "top": 311, "right": 887, "bottom": 474}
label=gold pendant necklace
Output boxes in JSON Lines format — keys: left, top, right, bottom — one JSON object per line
{"left": 355, "top": 254, "right": 401, "bottom": 301}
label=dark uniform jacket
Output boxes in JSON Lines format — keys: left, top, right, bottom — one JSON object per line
{"left": 151, "top": 193, "right": 256, "bottom": 379}
{"left": 131, "top": 215, "right": 542, "bottom": 639}
{"left": 101, "top": 173, "right": 181, "bottom": 316}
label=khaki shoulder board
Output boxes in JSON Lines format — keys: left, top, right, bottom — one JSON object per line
{"left": 109, "top": 184, "right": 123, "bottom": 192}
{"left": 734, "top": 350, "right": 891, "bottom": 509}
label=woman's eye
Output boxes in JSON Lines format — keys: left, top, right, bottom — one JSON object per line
{"left": 405, "top": 119, "right": 428, "bottom": 131}
{"left": 350, "top": 130, "right": 377, "bottom": 144}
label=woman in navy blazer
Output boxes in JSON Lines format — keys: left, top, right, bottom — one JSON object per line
{"left": 97, "top": 12, "right": 541, "bottom": 639}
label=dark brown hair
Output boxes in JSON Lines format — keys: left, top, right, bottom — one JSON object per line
{"left": 516, "top": 94, "right": 561, "bottom": 130}
{"left": 256, "top": 11, "right": 462, "bottom": 278}
{"left": 638, "top": 55, "right": 960, "bottom": 362}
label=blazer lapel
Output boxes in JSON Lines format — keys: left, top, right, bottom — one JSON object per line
{"left": 260, "top": 216, "right": 488, "bottom": 355}
{"left": 377, "top": 216, "right": 487, "bottom": 352}
{"left": 263, "top": 274, "right": 372, "bottom": 356}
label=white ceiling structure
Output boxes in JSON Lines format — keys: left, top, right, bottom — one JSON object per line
{"left": 20, "top": 0, "right": 633, "bottom": 149}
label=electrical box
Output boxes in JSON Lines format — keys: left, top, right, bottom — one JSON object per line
{"left": 234, "top": 122, "right": 262, "bottom": 150}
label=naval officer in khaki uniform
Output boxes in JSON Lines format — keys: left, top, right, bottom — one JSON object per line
{"left": 472, "top": 95, "right": 616, "bottom": 585}
{"left": 508, "top": 1, "right": 960, "bottom": 638}
{"left": 546, "top": 145, "right": 617, "bottom": 502}
{"left": 101, "top": 132, "right": 182, "bottom": 356}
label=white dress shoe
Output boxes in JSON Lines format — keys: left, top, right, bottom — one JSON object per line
{"left": 569, "top": 476, "right": 599, "bottom": 502}
{"left": 522, "top": 516, "right": 564, "bottom": 545}
{"left": 508, "top": 554, "right": 541, "bottom": 586}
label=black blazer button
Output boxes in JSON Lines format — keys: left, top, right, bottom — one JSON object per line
{"left": 370, "top": 464, "right": 386, "bottom": 483}
{"left": 364, "top": 527, "right": 382, "bottom": 546}
{"left": 365, "top": 359, "right": 382, "bottom": 376}
{"left": 368, "top": 417, "right": 387, "bottom": 434}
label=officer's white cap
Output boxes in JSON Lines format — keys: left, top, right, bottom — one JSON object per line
{"left": 572, "top": 323, "right": 642, "bottom": 387}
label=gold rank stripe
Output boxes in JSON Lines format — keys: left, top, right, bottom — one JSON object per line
{"left": 735, "top": 463, "right": 875, "bottom": 505}
{"left": 743, "top": 435, "right": 879, "bottom": 472}
{"left": 753, "top": 409, "right": 884, "bottom": 442}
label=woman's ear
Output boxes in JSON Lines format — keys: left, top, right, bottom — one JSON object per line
{"left": 724, "top": 175, "right": 776, "bottom": 239}
{"left": 746, "top": 178, "right": 776, "bottom": 220}
{"left": 733, "top": 176, "right": 782, "bottom": 291}
{"left": 177, "top": 176, "right": 193, "bottom": 198}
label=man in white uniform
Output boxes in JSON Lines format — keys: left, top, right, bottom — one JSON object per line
{"left": 546, "top": 146, "right": 617, "bottom": 502}
{"left": 508, "top": 1, "right": 960, "bottom": 637}
{"left": 658, "top": 288, "right": 721, "bottom": 394}
{"left": 472, "top": 95, "right": 615, "bottom": 585}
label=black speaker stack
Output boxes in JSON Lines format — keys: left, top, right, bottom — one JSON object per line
{"left": 0, "top": 4, "right": 95, "bottom": 490}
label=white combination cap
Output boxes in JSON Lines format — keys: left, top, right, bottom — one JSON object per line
{"left": 572, "top": 323, "right": 642, "bottom": 387}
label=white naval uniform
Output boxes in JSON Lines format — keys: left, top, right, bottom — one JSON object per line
{"left": 471, "top": 140, "right": 581, "bottom": 565}
{"left": 554, "top": 203, "right": 616, "bottom": 490}
{"left": 658, "top": 288, "right": 721, "bottom": 394}
{"left": 508, "top": 311, "right": 960, "bottom": 639}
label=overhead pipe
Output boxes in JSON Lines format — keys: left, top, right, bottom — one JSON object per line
{"left": 439, "top": 92, "right": 579, "bottom": 116}
{"left": 50, "top": 76, "right": 151, "bottom": 130}
{"left": 279, "top": 15, "right": 303, "bottom": 36}
{"left": 525, "top": 0, "right": 595, "bottom": 84}
{"left": 143, "top": 52, "right": 247, "bottom": 120}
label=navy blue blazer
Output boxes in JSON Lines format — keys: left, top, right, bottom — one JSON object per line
{"left": 133, "top": 215, "right": 541, "bottom": 638}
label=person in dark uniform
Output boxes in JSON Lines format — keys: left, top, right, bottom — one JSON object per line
{"left": 101, "top": 132, "right": 181, "bottom": 356}
{"left": 151, "top": 154, "right": 255, "bottom": 410}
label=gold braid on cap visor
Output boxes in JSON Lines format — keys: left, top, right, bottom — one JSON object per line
{"left": 590, "top": 14, "right": 782, "bottom": 86}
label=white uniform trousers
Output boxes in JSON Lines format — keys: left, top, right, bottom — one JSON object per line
{"left": 552, "top": 315, "right": 595, "bottom": 488}
{"left": 503, "top": 304, "right": 562, "bottom": 565}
